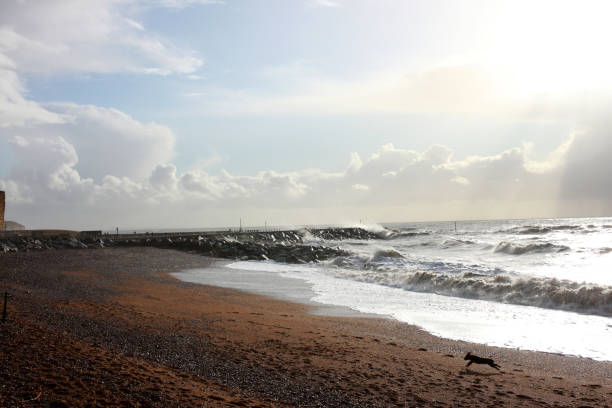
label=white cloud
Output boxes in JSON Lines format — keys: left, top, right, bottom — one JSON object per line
{"left": 154, "top": 0, "right": 225, "bottom": 8}
{"left": 2, "top": 103, "right": 176, "bottom": 181}
{"left": 560, "top": 120, "right": 612, "bottom": 203}
{"left": 352, "top": 184, "right": 369, "bottom": 191}
{"left": 4, "top": 113, "right": 610, "bottom": 229}
{"left": 0, "top": 0, "right": 203, "bottom": 76}
{"left": 309, "top": 0, "right": 341, "bottom": 7}
{"left": 188, "top": 64, "right": 516, "bottom": 116}
{"left": 451, "top": 176, "right": 470, "bottom": 186}
{"left": 8, "top": 134, "right": 83, "bottom": 192}
{"left": 124, "top": 18, "right": 145, "bottom": 31}
{"left": 0, "top": 67, "right": 65, "bottom": 127}
{"left": 1, "top": 39, "right": 611, "bottom": 228}
{"left": 150, "top": 163, "right": 178, "bottom": 190}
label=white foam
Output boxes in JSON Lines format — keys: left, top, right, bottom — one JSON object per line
{"left": 220, "top": 261, "right": 612, "bottom": 361}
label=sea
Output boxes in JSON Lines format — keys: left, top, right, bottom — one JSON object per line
{"left": 174, "top": 217, "right": 612, "bottom": 361}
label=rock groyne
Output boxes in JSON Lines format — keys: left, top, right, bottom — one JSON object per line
{"left": 0, "top": 227, "right": 382, "bottom": 264}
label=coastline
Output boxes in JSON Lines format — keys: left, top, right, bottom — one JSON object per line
{"left": 1, "top": 247, "right": 610, "bottom": 407}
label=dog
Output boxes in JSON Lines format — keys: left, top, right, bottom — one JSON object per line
{"left": 464, "top": 352, "right": 501, "bottom": 370}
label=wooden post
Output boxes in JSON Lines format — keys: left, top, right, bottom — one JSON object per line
{"left": 2, "top": 292, "right": 7, "bottom": 323}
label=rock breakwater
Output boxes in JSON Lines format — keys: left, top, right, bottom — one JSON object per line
{"left": 0, "top": 227, "right": 381, "bottom": 264}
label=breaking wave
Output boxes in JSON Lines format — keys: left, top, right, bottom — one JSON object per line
{"left": 440, "top": 239, "right": 476, "bottom": 248}
{"left": 371, "top": 249, "right": 404, "bottom": 261}
{"left": 329, "top": 265, "right": 612, "bottom": 317}
{"left": 387, "top": 231, "right": 431, "bottom": 239}
{"left": 500, "top": 225, "right": 585, "bottom": 235}
{"left": 317, "top": 217, "right": 612, "bottom": 317}
{"left": 298, "top": 229, "right": 324, "bottom": 243}
{"left": 400, "top": 272, "right": 612, "bottom": 316}
{"left": 494, "top": 241, "right": 570, "bottom": 255}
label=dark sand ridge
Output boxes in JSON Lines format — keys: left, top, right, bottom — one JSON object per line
{"left": 0, "top": 247, "right": 610, "bottom": 407}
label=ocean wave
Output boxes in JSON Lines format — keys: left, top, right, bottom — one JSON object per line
{"left": 353, "top": 224, "right": 396, "bottom": 239}
{"left": 501, "top": 225, "right": 584, "bottom": 235}
{"left": 403, "top": 272, "right": 612, "bottom": 316}
{"left": 517, "top": 226, "right": 554, "bottom": 234}
{"left": 371, "top": 228, "right": 430, "bottom": 239}
{"left": 494, "top": 241, "right": 570, "bottom": 255}
{"left": 298, "top": 229, "right": 324, "bottom": 243}
{"left": 440, "top": 238, "right": 476, "bottom": 248}
{"left": 371, "top": 249, "right": 404, "bottom": 261}
{"left": 331, "top": 268, "right": 612, "bottom": 317}
{"left": 331, "top": 251, "right": 404, "bottom": 270}
{"left": 331, "top": 253, "right": 492, "bottom": 277}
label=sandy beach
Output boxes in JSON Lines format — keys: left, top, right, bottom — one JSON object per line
{"left": 0, "top": 247, "right": 610, "bottom": 407}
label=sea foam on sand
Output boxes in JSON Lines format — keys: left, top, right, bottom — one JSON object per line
{"left": 175, "top": 260, "right": 612, "bottom": 362}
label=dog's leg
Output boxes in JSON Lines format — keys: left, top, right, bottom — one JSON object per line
{"left": 489, "top": 362, "right": 500, "bottom": 370}
{"left": 466, "top": 361, "right": 473, "bottom": 367}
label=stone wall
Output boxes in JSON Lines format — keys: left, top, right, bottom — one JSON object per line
{"left": 0, "top": 191, "right": 5, "bottom": 231}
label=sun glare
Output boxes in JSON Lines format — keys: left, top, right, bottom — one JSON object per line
{"left": 484, "top": 0, "right": 612, "bottom": 97}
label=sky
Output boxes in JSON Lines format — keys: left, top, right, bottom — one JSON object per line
{"left": 1, "top": 0, "right": 612, "bottom": 230}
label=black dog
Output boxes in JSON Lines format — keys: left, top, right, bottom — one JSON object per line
{"left": 464, "top": 352, "right": 501, "bottom": 370}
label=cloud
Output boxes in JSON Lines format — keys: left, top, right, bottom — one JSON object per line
{"left": 8, "top": 134, "right": 85, "bottom": 194}
{"left": 187, "top": 58, "right": 612, "bottom": 120}
{"left": 124, "top": 18, "right": 145, "bottom": 31}
{"left": 150, "top": 163, "right": 179, "bottom": 191}
{"left": 154, "top": 0, "right": 225, "bottom": 8}
{"left": 560, "top": 120, "right": 612, "bottom": 204}
{"left": 352, "top": 184, "right": 369, "bottom": 191}
{"left": 0, "top": 67, "right": 65, "bottom": 127}
{"left": 308, "top": 0, "right": 341, "bottom": 7}
{"left": 0, "top": 0, "right": 203, "bottom": 75}
{"left": 2, "top": 103, "right": 176, "bottom": 182}
{"left": 4, "top": 114, "right": 611, "bottom": 229}
{"left": 187, "top": 63, "right": 517, "bottom": 116}
{"left": 2, "top": 43, "right": 611, "bottom": 228}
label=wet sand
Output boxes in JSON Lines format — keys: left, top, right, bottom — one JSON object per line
{"left": 0, "top": 247, "right": 610, "bottom": 407}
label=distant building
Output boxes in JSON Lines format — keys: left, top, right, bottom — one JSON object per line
{"left": 0, "top": 191, "right": 4, "bottom": 231}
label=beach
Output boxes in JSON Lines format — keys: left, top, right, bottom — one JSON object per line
{"left": 1, "top": 247, "right": 610, "bottom": 407}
